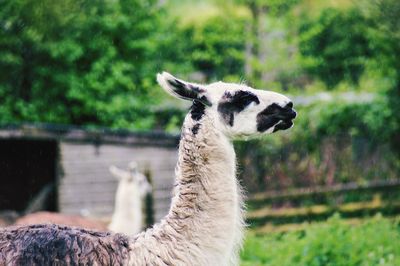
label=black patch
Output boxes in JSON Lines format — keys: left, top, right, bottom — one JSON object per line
{"left": 217, "top": 90, "right": 260, "bottom": 126}
{"left": 258, "top": 103, "right": 281, "bottom": 116}
{"left": 190, "top": 100, "right": 206, "bottom": 121}
{"left": 273, "top": 120, "right": 294, "bottom": 132}
{"left": 198, "top": 95, "right": 212, "bottom": 106}
{"left": 192, "top": 123, "right": 201, "bottom": 135}
{"left": 256, "top": 103, "right": 296, "bottom": 132}
{"left": 167, "top": 79, "right": 200, "bottom": 99}
{"left": 167, "top": 79, "right": 212, "bottom": 106}
{"left": 256, "top": 115, "right": 281, "bottom": 132}
{"left": 227, "top": 113, "right": 234, "bottom": 126}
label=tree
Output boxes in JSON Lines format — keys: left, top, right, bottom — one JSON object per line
{"left": 365, "top": 0, "right": 400, "bottom": 151}
{"left": 180, "top": 14, "right": 248, "bottom": 82}
{"left": 0, "top": 0, "right": 171, "bottom": 129}
{"left": 233, "top": 0, "right": 299, "bottom": 87}
{"left": 298, "top": 8, "right": 372, "bottom": 88}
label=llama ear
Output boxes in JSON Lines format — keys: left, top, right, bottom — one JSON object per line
{"left": 157, "top": 72, "right": 212, "bottom": 106}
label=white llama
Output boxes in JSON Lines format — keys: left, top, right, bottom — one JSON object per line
{"left": 108, "top": 161, "right": 152, "bottom": 235}
{"left": 0, "top": 72, "right": 296, "bottom": 266}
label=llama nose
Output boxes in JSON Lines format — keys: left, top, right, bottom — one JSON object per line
{"left": 283, "top": 102, "right": 296, "bottom": 119}
{"left": 288, "top": 109, "right": 297, "bottom": 119}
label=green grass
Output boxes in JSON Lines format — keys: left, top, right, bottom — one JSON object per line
{"left": 241, "top": 214, "right": 400, "bottom": 266}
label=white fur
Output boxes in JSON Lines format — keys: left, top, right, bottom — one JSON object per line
{"left": 108, "top": 162, "right": 151, "bottom": 235}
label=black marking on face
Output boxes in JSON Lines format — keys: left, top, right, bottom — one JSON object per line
{"left": 198, "top": 95, "right": 211, "bottom": 106}
{"left": 167, "top": 79, "right": 212, "bottom": 106}
{"left": 257, "top": 103, "right": 296, "bottom": 132}
{"left": 192, "top": 123, "right": 201, "bottom": 135}
{"left": 218, "top": 90, "right": 260, "bottom": 126}
{"left": 256, "top": 115, "right": 280, "bottom": 132}
{"left": 190, "top": 100, "right": 206, "bottom": 121}
{"left": 273, "top": 120, "right": 294, "bottom": 132}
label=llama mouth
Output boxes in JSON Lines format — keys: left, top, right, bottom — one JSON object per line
{"left": 273, "top": 119, "right": 294, "bottom": 132}
{"left": 273, "top": 108, "right": 296, "bottom": 132}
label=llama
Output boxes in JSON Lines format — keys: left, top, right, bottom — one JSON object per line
{"left": 108, "top": 161, "right": 152, "bottom": 235}
{"left": 11, "top": 162, "right": 150, "bottom": 234}
{"left": 0, "top": 72, "right": 296, "bottom": 266}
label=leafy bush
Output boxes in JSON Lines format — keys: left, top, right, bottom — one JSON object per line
{"left": 365, "top": 0, "right": 400, "bottom": 152}
{"left": 241, "top": 215, "right": 400, "bottom": 266}
{"left": 0, "top": 0, "right": 179, "bottom": 130}
{"left": 299, "top": 8, "right": 372, "bottom": 88}
{"left": 179, "top": 12, "right": 248, "bottom": 82}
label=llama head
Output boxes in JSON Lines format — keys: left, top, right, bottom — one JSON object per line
{"left": 157, "top": 72, "right": 296, "bottom": 138}
{"left": 109, "top": 163, "right": 151, "bottom": 197}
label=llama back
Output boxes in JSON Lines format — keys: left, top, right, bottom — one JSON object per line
{"left": 0, "top": 224, "right": 131, "bottom": 266}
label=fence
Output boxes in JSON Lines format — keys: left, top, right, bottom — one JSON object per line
{"left": 246, "top": 179, "right": 400, "bottom": 229}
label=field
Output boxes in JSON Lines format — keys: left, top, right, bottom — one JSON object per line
{"left": 241, "top": 215, "right": 400, "bottom": 266}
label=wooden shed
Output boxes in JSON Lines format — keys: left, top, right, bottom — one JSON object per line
{"left": 0, "top": 124, "right": 179, "bottom": 223}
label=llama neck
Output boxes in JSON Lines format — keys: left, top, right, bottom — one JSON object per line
{"left": 165, "top": 111, "right": 244, "bottom": 265}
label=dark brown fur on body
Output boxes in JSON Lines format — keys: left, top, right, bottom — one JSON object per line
{"left": 0, "top": 224, "right": 131, "bottom": 266}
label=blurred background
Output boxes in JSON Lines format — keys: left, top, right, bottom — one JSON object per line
{"left": 0, "top": 0, "right": 399, "bottom": 265}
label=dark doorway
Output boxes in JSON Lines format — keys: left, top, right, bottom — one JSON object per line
{"left": 0, "top": 139, "right": 58, "bottom": 213}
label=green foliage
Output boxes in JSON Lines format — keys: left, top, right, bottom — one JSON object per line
{"left": 315, "top": 99, "right": 396, "bottom": 144}
{"left": 180, "top": 13, "right": 248, "bottom": 81}
{"left": 364, "top": 0, "right": 400, "bottom": 152}
{"left": 241, "top": 215, "right": 400, "bottom": 266}
{"left": 0, "top": 0, "right": 177, "bottom": 130}
{"left": 299, "top": 8, "right": 372, "bottom": 88}
{"left": 235, "top": 0, "right": 300, "bottom": 16}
